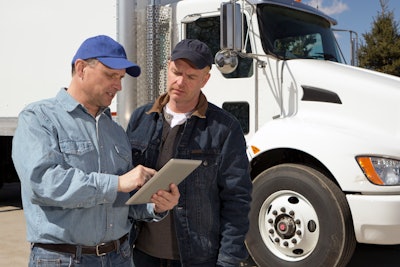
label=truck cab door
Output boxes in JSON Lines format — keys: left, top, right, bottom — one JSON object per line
{"left": 183, "top": 14, "right": 256, "bottom": 140}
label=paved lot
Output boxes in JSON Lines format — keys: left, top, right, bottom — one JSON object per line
{"left": 1, "top": 182, "right": 399, "bottom": 267}
{"left": 0, "top": 183, "right": 29, "bottom": 266}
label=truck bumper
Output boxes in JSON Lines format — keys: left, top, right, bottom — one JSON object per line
{"left": 347, "top": 194, "right": 400, "bottom": 244}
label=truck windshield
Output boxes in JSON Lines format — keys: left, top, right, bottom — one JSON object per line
{"left": 257, "top": 4, "right": 342, "bottom": 63}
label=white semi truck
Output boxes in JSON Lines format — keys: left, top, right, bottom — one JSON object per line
{"left": 2, "top": 0, "right": 400, "bottom": 266}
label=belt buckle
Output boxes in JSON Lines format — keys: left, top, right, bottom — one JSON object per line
{"left": 96, "top": 243, "right": 107, "bottom": 256}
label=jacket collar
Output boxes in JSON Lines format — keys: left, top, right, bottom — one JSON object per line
{"left": 146, "top": 91, "right": 207, "bottom": 118}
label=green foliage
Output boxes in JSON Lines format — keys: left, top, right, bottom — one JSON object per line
{"left": 358, "top": 0, "right": 400, "bottom": 76}
{"left": 275, "top": 35, "right": 316, "bottom": 58}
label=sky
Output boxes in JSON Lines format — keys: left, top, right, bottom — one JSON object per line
{"left": 303, "top": 0, "right": 400, "bottom": 65}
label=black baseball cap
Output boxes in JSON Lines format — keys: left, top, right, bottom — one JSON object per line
{"left": 171, "top": 39, "right": 213, "bottom": 69}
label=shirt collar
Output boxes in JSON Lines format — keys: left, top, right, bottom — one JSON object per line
{"left": 56, "top": 88, "right": 111, "bottom": 118}
{"left": 146, "top": 91, "right": 208, "bottom": 118}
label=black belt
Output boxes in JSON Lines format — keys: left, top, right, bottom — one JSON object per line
{"left": 33, "top": 234, "right": 128, "bottom": 256}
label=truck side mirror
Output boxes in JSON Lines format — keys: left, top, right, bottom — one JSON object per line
{"left": 217, "top": 2, "right": 242, "bottom": 73}
{"left": 220, "top": 1, "right": 242, "bottom": 50}
{"left": 215, "top": 50, "right": 239, "bottom": 74}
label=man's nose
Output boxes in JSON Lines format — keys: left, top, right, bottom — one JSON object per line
{"left": 176, "top": 75, "right": 185, "bottom": 86}
{"left": 114, "top": 80, "right": 122, "bottom": 91}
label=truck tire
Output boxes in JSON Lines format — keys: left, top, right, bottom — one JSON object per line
{"left": 246, "top": 163, "right": 356, "bottom": 267}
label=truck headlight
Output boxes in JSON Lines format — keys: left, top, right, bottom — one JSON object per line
{"left": 356, "top": 156, "right": 400, "bottom": 185}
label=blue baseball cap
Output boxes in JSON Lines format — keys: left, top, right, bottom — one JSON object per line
{"left": 171, "top": 39, "right": 213, "bottom": 69}
{"left": 71, "top": 35, "right": 141, "bottom": 77}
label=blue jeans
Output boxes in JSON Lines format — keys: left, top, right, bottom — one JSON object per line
{"left": 29, "top": 240, "right": 133, "bottom": 267}
{"left": 133, "top": 248, "right": 181, "bottom": 267}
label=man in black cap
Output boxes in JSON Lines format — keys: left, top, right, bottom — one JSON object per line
{"left": 12, "top": 35, "right": 179, "bottom": 267}
{"left": 127, "top": 39, "right": 252, "bottom": 266}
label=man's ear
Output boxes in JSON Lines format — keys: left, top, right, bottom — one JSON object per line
{"left": 201, "top": 72, "right": 211, "bottom": 88}
{"left": 74, "top": 59, "right": 86, "bottom": 79}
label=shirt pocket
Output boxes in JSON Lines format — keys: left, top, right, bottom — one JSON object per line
{"left": 112, "top": 144, "right": 132, "bottom": 174}
{"left": 113, "top": 144, "right": 131, "bottom": 164}
{"left": 59, "top": 140, "right": 96, "bottom": 170}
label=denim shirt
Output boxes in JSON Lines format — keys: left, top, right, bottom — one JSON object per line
{"left": 126, "top": 92, "right": 252, "bottom": 267}
{"left": 12, "top": 88, "right": 158, "bottom": 245}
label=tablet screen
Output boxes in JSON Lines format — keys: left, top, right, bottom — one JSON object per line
{"left": 125, "top": 158, "right": 202, "bottom": 205}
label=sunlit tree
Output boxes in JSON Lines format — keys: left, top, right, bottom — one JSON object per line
{"left": 358, "top": 0, "right": 400, "bottom": 76}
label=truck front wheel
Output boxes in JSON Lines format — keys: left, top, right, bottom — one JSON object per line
{"left": 246, "top": 163, "right": 356, "bottom": 267}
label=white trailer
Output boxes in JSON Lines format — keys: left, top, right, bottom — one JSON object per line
{"left": 0, "top": 0, "right": 118, "bottom": 186}
{"left": 3, "top": 1, "right": 400, "bottom": 266}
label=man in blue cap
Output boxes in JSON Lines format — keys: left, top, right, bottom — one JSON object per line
{"left": 127, "top": 39, "right": 252, "bottom": 266}
{"left": 12, "top": 35, "right": 180, "bottom": 267}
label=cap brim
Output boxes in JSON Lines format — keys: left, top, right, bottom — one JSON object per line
{"left": 98, "top": 57, "right": 141, "bottom": 77}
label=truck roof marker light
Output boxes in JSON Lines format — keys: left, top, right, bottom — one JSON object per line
{"left": 250, "top": 145, "right": 260, "bottom": 155}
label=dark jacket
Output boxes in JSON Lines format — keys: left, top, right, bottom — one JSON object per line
{"left": 126, "top": 92, "right": 252, "bottom": 267}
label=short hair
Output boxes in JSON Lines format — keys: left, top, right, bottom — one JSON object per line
{"left": 71, "top": 58, "right": 99, "bottom": 76}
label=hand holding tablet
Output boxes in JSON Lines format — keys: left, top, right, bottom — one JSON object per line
{"left": 126, "top": 158, "right": 202, "bottom": 205}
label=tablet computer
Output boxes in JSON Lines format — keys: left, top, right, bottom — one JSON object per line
{"left": 125, "top": 158, "right": 202, "bottom": 205}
